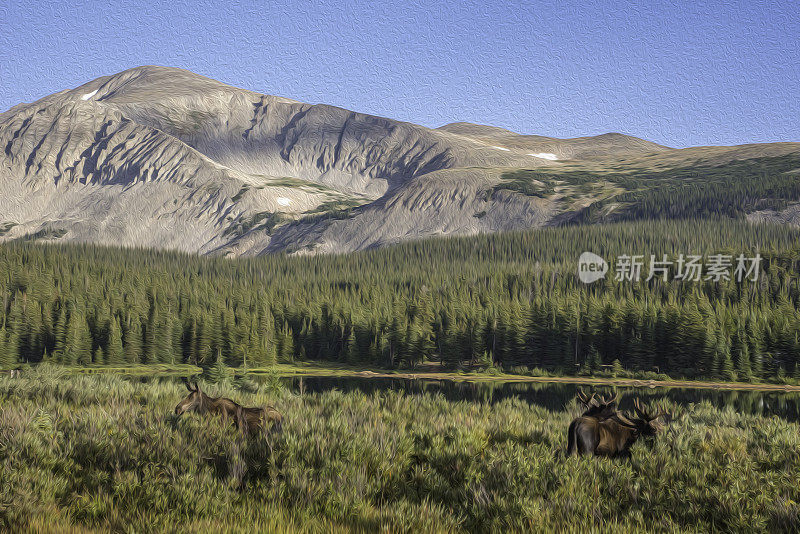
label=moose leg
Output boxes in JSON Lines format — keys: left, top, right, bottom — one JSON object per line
{"left": 577, "top": 427, "right": 597, "bottom": 456}
{"left": 236, "top": 407, "right": 249, "bottom": 435}
{"left": 265, "top": 408, "right": 282, "bottom": 434}
{"left": 567, "top": 421, "right": 578, "bottom": 455}
{"left": 594, "top": 433, "right": 617, "bottom": 457}
{"left": 594, "top": 444, "right": 614, "bottom": 457}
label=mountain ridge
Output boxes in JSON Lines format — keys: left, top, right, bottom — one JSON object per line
{"left": 2, "top": 66, "right": 799, "bottom": 255}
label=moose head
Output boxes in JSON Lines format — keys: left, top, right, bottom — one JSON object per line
{"left": 175, "top": 378, "right": 206, "bottom": 415}
{"left": 622, "top": 398, "right": 671, "bottom": 437}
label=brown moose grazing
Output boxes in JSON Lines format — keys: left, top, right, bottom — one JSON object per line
{"left": 567, "top": 397, "right": 672, "bottom": 459}
{"left": 175, "top": 379, "right": 282, "bottom": 435}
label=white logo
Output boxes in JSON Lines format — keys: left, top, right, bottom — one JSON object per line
{"left": 578, "top": 252, "right": 608, "bottom": 284}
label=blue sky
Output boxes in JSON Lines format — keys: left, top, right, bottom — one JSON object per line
{"left": 1, "top": 0, "right": 797, "bottom": 147}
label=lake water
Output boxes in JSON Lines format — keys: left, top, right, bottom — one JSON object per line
{"left": 126, "top": 373, "right": 800, "bottom": 422}
{"left": 276, "top": 375, "right": 800, "bottom": 422}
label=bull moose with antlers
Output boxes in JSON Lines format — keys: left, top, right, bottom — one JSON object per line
{"left": 175, "top": 379, "right": 283, "bottom": 435}
{"left": 567, "top": 391, "right": 675, "bottom": 459}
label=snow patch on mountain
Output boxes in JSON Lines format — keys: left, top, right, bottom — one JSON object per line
{"left": 529, "top": 152, "right": 559, "bottom": 160}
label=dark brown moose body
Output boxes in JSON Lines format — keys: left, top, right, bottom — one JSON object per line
{"left": 175, "top": 380, "right": 282, "bottom": 435}
{"left": 567, "top": 416, "right": 641, "bottom": 459}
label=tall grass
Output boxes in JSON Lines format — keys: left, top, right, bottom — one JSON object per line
{"left": 1, "top": 368, "right": 798, "bottom": 532}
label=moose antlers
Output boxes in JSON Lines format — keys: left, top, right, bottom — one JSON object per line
{"left": 576, "top": 391, "right": 683, "bottom": 429}
{"left": 577, "top": 389, "right": 618, "bottom": 409}
{"left": 576, "top": 388, "right": 621, "bottom": 421}
{"left": 181, "top": 377, "right": 201, "bottom": 392}
{"left": 576, "top": 389, "right": 595, "bottom": 408}
{"left": 576, "top": 390, "right": 685, "bottom": 422}
{"left": 631, "top": 398, "right": 678, "bottom": 424}
{"left": 598, "top": 392, "right": 618, "bottom": 406}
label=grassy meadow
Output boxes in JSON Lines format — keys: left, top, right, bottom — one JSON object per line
{"left": 1, "top": 367, "right": 799, "bottom": 533}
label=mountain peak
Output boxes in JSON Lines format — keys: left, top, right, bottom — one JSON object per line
{"left": 65, "top": 65, "right": 282, "bottom": 107}
{"left": 1, "top": 67, "right": 797, "bottom": 256}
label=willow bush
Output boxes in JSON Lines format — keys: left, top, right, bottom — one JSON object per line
{"left": 1, "top": 371, "right": 799, "bottom": 532}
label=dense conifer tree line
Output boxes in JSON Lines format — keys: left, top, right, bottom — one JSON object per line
{"left": 1, "top": 218, "right": 799, "bottom": 380}
{"left": 499, "top": 155, "right": 800, "bottom": 223}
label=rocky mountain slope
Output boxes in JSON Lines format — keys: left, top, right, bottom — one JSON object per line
{"left": 436, "top": 122, "right": 671, "bottom": 160}
{"left": 2, "top": 66, "right": 798, "bottom": 255}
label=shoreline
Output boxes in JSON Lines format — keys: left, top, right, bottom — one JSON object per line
{"left": 249, "top": 364, "right": 800, "bottom": 392}
{"left": 10, "top": 363, "right": 799, "bottom": 392}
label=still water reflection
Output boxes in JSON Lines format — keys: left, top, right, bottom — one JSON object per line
{"left": 276, "top": 376, "right": 800, "bottom": 422}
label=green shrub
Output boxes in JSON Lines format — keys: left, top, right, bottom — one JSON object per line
{"left": 1, "top": 374, "right": 798, "bottom": 532}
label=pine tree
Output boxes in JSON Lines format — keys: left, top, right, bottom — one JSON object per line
{"left": 196, "top": 315, "right": 213, "bottom": 366}
{"left": 106, "top": 317, "right": 124, "bottom": 365}
{"left": 124, "top": 316, "right": 143, "bottom": 364}
{"left": 704, "top": 324, "right": 718, "bottom": 378}
{"left": 586, "top": 347, "right": 603, "bottom": 373}
{"left": 170, "top": 315, "right": 183, "bottom": 364}
{"left": 387, "top": 316, "right": 401, "bottom": 368}
{"left": 143, "top": 308, "right": 158, "bottom": 364}
{"left": 277, "top": 323, "right": 294, "bottom": 363}
{"left": 22, "top": 298, "right": 43, "bottom": 363}
{"left": 0, "top": 324, "right": 15, "bottom": 368}
{"left": 156, "top": 316, "right": 174, "bottom": 364}
{"left": 207, "top": 350, "right": 229, "bottom": 383}
{"left": 257, "top": 307, "right": 276, "bottom": 365}
{"left": 6, "top": 300, "right": 23, "bottom": 365}
{"left": 53, "top": 306, "right": 68, "bottom": 362}
{"left": 736, "top": 343, "right": 752, "bottom": 381}
{"left": 713, "top": 332, "right": 735, "bottom": 381}
{"left": 344, "top": 328, "right": 357, "bottom": 365}
{"left": 40, "top": 301, "right": 54, "bottom": 361}
{"left": 65, "top": 311, "right": 92, "bottom": 366}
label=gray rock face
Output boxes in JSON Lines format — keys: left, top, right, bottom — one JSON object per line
{"left": 2, "top": 66, "right": 796, "bottom": 255}
{"left": 256, "top": 169, "right": 558, "bottom": 255}
{"left": 747, "top": 202, "right": 800, "bottom": 226}
{"left": 0, "top": 66, "right": 560, "bottom": 253}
